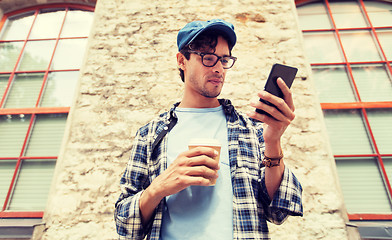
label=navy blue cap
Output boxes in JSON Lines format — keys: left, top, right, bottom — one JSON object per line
{"left": 177, "top": 19, "right": 237, "bottom": 51}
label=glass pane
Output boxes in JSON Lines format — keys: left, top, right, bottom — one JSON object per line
{"left": 351, "top": 64, "right": 392, "bottom": 102}
{"left": 18, "top": 40, "right": 56, "bottom": 71}
{"left": 40, "top": 71, "right": 80, "bottom": 107}
{"left": 336, "top": 158, "right": 392, "bottom": 213}
{"left": 383, "top": 157, "right": 392, "bottom": 189}
{"left": 364, "top": 1, "right": 392, "bottom": 28}
{"left": 61, "top": 10, "right": 94, "bottom": 37}
{"left": 323, "top": 109, "right": 374, "bottom": 155}
{"left": 329, "top": 1, "right": 368, "bottom": 28}
{"left": 0, "top": 115, "right": 31, "bottom": 157}
{"left": 4, "top": 73, "right": 44, "bottom": 108}
{"left": 29, "top": 9, "right": 65, "bottom": 39}
{"left": 312, "top": 65, "right": 356, "bottom": 103}
{"left": 51, "top": 39, "right": 88, "bottom": 70}
{"left": 297, "top": 2, "right": 332, "bottom": 30}
{"left": 0, "top": 42, "right": 23, "bottom": 72}
{"left": 8, "top": 159, "right": 56, "bottom": 210}
{"left": 24, "top": 114, "right": 67, "bottom": 156}
{"left": 303, "top": 32, "right": 344, "bottom": 63}
{"left": 377, "top": 30, "right": 392, "bottom": 61}
{"left": 0, "top": 74, "right": 10, "bottom": 100}
{"left": 340, "top": 30, "right": 382, "bottom": 62}
{"left": 0, "top": 160, "right": 16, "bottom": 206}
{"left": 367, "top": 109, "right": 392, "bottom": 155}
{"left": 0, "top": 12, "right": 34, "bottom": 40}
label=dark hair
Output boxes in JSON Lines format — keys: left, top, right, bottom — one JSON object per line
{"left": 178, "top": 31, "right": 233, "bottom": 82}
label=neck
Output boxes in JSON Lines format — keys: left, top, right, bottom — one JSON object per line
{"left": 178, "top": 94, "right": 220, "bottom": 108}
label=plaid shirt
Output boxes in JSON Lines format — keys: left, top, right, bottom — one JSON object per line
{"left": 115, "top": 99, "right": 303, "bottom": 240}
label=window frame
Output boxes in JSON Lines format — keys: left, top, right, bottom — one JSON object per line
{"left": 296, "top": 0, "right": 392, "bottom": 221}
{"left": 0, "top": 3, "right": 94, "bottom": 219}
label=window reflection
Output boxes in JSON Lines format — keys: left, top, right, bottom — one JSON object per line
{"left": 40, "top": 71, "right": 80, "bottom": 107}
{"left": 351, "top": 64, "right": 392, "bottom": 102}
{"left": 297, "top": 2, "right": 331, "bottom": 30}
{"left": 0, "top": 12, "right": 35, "bottom": 40}
{"left": 0, "top": 114, "right": 31, "bottom": 157}
{"left": 336, "top": 158, "right": 392, "bottom": 213}
{"left": 303, "top": 32, "right": 343, "bottom": 63}
{"left": 323, "top": 109, "right": 374, "bottom": 155}
{"left": 18, "top": 40, "right": 56, "bottom": 71}
{"left": 298, "top": 0, "right": 392, "bottom": 220}
{"left": 383, "top": 158, "right": 392, "bottom": 190}
{"left": 0, "top": 42, "right": 24, "bottom": 72}
{"left": 377, "top": 30, "right": 392, "bottom": 60}
{"left": 312, "top": 65, "right": 356, "bottom": 102}
{"left": 340, "top": 31, "right": 382, "bottom": 62}
{"left": 8, "top": 159, "right": 56, "bottom": 210}
{"left": 61, "top": 10, "right": 94, "bottom": 37}
{"left": 0, "top": 74, "right": 10, "bottom": 99}
{"left": 367, "top": 109, "right": 392, "bottom": 154}
{"left": 51, "top": 39, "right": 88, "bottom": 70}
{"left": 28, "top": 9, "right": 65, "bottom": 39}
{"left": 364, "top": 1, "right": 392, "bottom": 28}
{"left": 0, "top": 160, "right": 16, "bottom": 205}
{"left": 24, "top": 114, "right": 67, "bottom": 156}
{"left": 0, "top": 6, "right": 94, "bottom": 214}
{"left": 4, "top": 73, "right": 44, "bottom": 108}
{"left": 329, "top": 1, "right": 368, "bottom": 28}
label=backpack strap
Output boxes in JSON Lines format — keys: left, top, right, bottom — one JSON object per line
{"left": 151, "top": 117, "right": 178, "bottom": 151}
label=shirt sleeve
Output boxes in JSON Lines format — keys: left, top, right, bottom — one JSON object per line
{"left": 252, "top": 117, "right": 303, "bottom": 224}
{"left": 260, "top": 166, "right": 303, "bottom": 225}
{"left": 114, "top": 129, "right": 151, "bottom": 240}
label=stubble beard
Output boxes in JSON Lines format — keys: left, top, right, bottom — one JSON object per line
{"left": 200, "top": 87, "right": 221, "bottom": 98}
{"left": 195, "top": 75, "right": 224, "bottom": 99}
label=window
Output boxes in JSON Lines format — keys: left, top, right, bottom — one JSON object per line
{"left": 297, "top": 0, "right": 392, "bottom": 223}
{"left": 0, "top": 4, "right": 94, "bottom": 218}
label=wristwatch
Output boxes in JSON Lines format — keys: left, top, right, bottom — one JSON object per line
{"left": 262, "top": 153, "right": 283, "bottom": 168}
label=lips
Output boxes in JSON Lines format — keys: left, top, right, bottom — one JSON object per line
{"left": 207, "top": 75, "right": 223, "bottom": 84}
{"left": 208, "top": 79, "right": 223, "bottom": 84}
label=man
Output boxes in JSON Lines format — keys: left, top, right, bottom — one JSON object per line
{"left": 115, "top": 19, "right": 303, "bottom": 240}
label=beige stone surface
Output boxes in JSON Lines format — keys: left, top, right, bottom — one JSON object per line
{"left": 1, "top": 0, "right": 358, "bottom": 239}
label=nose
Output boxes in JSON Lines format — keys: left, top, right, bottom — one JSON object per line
{"left": 212, "top": 59, "right": 224, "bottom": 73}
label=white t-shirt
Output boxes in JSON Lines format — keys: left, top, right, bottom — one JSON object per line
{"left": 160, "top": 106, "right": 233, "bottom": 240}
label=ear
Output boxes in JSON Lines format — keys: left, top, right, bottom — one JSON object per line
{"left": 177, "top": 52, "right": 186, "bottom": 70}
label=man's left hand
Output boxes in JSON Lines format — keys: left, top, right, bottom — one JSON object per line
{"left": 248, "top": 78, "right": 295, "bottom": 144}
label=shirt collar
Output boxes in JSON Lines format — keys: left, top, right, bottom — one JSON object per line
{"left": 168, "top": 99, "right": 235, "bottom": 121}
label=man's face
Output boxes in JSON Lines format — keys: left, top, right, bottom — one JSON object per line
{"left": 182, "top": 36, "right": 230, "bottom": 99}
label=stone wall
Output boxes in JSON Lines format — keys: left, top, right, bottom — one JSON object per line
{"left": 26, "top": 0, "right": 360, "bottom": 239}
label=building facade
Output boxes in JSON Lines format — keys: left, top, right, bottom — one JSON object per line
{"left": 1, "top": 0, "right": 391, "bottom": 239}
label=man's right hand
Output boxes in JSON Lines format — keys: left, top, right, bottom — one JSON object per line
{"left": 139, "top": 147, "right": 220, "bottom": 226}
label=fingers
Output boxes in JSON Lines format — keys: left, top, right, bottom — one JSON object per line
{"left": 168, "top": 147, "right": 220, "bottom": 186}
{"left": 250, "top": 99, "right": 294, "bottom": 125}
{"left": 250, "top": 78, "right": 295, "bottom": 123}
{"left": 168, "top": 174, "right": 215, "bottom": 189}
{"left": 276, "top": 78, "right": 295, "bottom": 112}
{"left": 180, "top": 165, "right": 219, "bottom": 183}
{"left": 152, "top": 147, "right": 221, "bottom": 198}
{"left": 185, "top": 147, "right": 220, "bottom": 170}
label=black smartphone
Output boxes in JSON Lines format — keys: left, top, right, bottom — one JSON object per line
{"left": 255, "top": 63, "right": 298, "bottom": 118}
